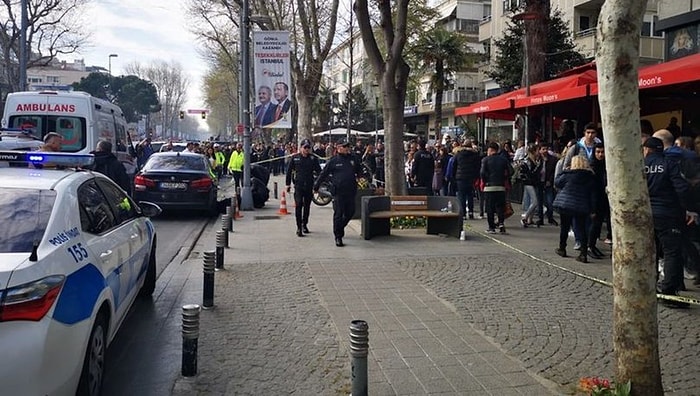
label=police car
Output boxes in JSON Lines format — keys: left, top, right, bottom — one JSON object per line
{"left": 0, "top": 151, "right": 161, "bottom": 396}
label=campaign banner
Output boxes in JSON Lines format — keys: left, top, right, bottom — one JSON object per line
{"left": 252, "top": 31, "right": 292, "bottom": 129}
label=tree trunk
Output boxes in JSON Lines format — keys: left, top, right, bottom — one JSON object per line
{"left": 597, "top": 0, "right": 663, "bottom": 394}
{"left": 296, "top": 90, "right": 315, "bottom": 142}
{"left": 526, "top": 0, "right": 549, "bottom": 86}
{"left": 433, "top": 60, "right": 444, "bottom": 141}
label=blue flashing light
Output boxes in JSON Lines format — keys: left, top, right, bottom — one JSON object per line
{"left": 0, "top": 150, "right": 95, "bottom": 168}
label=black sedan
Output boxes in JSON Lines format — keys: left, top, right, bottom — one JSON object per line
{"left": 133, "top": 152, "right": 218, "bottom": 215}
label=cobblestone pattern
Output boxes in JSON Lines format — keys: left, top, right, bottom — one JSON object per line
{"left": 173, "top": 261, "right": 350, "bottom": 395}
{"left": 397, "top": 254, "right": 700, "bottom": 394}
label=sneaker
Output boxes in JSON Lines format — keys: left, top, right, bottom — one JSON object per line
{"left": 604, "top": 238, "right": 612, "bottom": 245}
{"left": 521, "top": 219, "right": 529, "bottom": 228}
{"left": 575, "top": 253, "right": 588, "bottom": 263}
{"left": 555, "top": 248, "right": 567, "bottom": 257}
{"left": 302, "top": 225, "right": 310, "bottom": 234}
{"left": 486, "top": 229, "right": 497, "bottom": 234}
{"left": 499, "top": 224, "right": 507, "bottom": 234}
{"left": 573, "top": 241, "right": 582, "bottom": 251}
{"left": 589, "top": 246, "right": 605, "bottom": 259}
{"left": 468, "top": 212, "right": 474, "bottom": 220}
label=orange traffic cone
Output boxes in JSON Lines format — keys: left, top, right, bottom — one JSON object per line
{"left": 278, "top": 191, "right": 289, "bottom": 215}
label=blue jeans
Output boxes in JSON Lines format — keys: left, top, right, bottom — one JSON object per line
{"left": 537, "top": 185, "right": 555, "bottom": 222}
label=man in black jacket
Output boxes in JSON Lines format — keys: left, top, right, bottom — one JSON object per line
{"left": 453, "top": 139, "right": 481, "bottom": 219}
{"left": 480, "top": 142, "right": 512, "bottom": 234}
{"left": 644, "top": 137, "right": 694, "bottom": 308}
{"left": 314, "top": 139, "right": 364, "bottom": 247}
{"left": 286, "top": 139, "right": 322, "bottom": 237}
{"left": 91, "top": 140, "right": 131, "bottom": 194}
{"left": 411, "top": 139, "right": 435, "bottom": 194}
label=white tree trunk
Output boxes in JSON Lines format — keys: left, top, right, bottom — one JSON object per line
{"left": 597, "top": 0, "right": 663, "bottom": 393}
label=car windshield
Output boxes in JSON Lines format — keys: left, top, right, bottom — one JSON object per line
{"left": 0, "top": 189, "right": 56, "bottom": 253}
{"left": 143, "top": 155, "right": 206, "bottom": 172}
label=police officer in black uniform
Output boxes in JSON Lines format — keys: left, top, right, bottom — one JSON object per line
{"left": 411, "top": 139, "right": 435, "bottom": 194}
{"left": 644, "top": 137, "right": 694, "bottom": 308}
{"left": 314, "top": 138, "right": 363, "bottom": 247}
{"left": 286, "top": 138, "right": 322, "bottom": 237}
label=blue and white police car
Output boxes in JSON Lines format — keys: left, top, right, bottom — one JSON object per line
{"left": 0, "top": 151, "right": 161, "bottom": 396}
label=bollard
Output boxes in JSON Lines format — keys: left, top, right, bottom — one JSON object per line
{"left": 225, "top": 205, "right": 235, "bottom": 232}
{"left": 231, "top": 189, "right": 239, "bottom": 221}
{"left": 221, "top": 214, "right": 231, "bottom": 232}
{"left": 273, "top": 181, "right": 278, "bottom": 200}
{"left": 349, "top": 320, "right": 369, "bottom": 396}
{"left": 202, "top": 251, "right": 216, "bottom": 309}
{"left": 181, "top": 304, "right": 201, "bottom": 377}
{"left": 215, "top": 230, "right": 227, "bottom": 271}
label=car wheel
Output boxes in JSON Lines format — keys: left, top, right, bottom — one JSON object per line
{"left": 77, "top": 312, "right": 107, "bottom": 396}
{"left": 139, "top": 243, "right": 157, "bottom": 297}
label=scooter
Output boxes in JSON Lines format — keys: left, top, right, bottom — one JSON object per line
{"left": 312, "top": 180, "right": 333, "bottom": 206}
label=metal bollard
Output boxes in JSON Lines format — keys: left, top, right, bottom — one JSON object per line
{"left": 221, "top": 214, "right": 231, "bottom": 232}
{"left": 349, "top": 320, "right": 369, "bottom": 396}
{"left": 231, "top": 190, "right": 239, "bottom": 221}
{"left": 202, "top": 251, "right": 216, "bottom": 309}
{"left": 215, "top": 230, "right": 227, "bottom": 271}
{"left": 225, "top": 205, "right": 235, "bottom": 232}
{"left": 273, "top": 181, "right": 278, "bottom": 200}
{"left": 181, "top": 304, "right": 201, "bottom": 377}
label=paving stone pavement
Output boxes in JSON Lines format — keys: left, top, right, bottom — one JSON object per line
{"left": 163, "top": 175, "right": 700, "bottom": 395}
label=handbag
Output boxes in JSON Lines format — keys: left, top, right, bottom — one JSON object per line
{"left": 504, "top": 201, "right": 514, "bottom": 219}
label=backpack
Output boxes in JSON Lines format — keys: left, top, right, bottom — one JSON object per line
{"left": 511, "top": 160, "right": 529, "bottom": 184}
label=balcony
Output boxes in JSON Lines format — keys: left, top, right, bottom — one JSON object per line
{"left": 417, "top": 89, "right": 482, "bottom": 113}
{"left": 574, "top": 29, "right": 665, "bottom": 61}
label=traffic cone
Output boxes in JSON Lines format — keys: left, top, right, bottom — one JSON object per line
{"left": 278, "top": 191, "right": 289, "bottom": 215}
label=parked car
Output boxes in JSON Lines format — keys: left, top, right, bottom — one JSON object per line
{"left": 0, "top": 150, "right": 161, "bottom": 396}
{"left": 133, "top": 152, "right": 219, "bottom": 215}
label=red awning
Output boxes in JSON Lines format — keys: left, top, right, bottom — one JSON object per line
{"left": 455, "top": 69, "right": 597, "bottom": 116}
{"left": 513, "top": 70, "right": 596, "bottom": 109}
{"left": 591, "top": 53, "right": 700, "bottom": 95}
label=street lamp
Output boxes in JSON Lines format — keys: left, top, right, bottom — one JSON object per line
{"left": 239, "top": 0, "right": 272, "bottom": 210}
{"left": 512, "top": 11, "right": 539, "bottom": 147}
{"left": 108, "top": 54, "right": 118, "bottom": 75}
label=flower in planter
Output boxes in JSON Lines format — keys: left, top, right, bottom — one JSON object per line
{"left": 578, "top": 377, "right": 631, "bottom": 396}
{"left": 390, "top": 216, "right": 427, "bottom": 229}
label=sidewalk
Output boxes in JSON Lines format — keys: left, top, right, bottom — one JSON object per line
{"left": 162, "top": 174, "right": 699, "bottom": 395}
{"left": 159, "top": 175, "right": 559, "bottom": 395}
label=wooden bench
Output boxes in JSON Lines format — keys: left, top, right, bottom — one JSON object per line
{"left": 361, "top": 195, "right": 463, "bottom": 240}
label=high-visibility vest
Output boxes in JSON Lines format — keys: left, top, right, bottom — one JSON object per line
{"left": 228, "top": 151, "right": 244, "bottom": 171}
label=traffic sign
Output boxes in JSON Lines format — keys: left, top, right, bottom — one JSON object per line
{"left": 187, "top": 109, "right": 209, "bottom": 114}
{"left": 236, "top": 123, "right": 245, "bottom": 134}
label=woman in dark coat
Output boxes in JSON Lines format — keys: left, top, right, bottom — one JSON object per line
{"left": 553, "top": 155, "right": 597, "bottom": 262}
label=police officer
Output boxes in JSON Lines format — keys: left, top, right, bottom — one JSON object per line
{"left": 286, "top": 138, "right": 322, "bottom": 237}
{"left": 644, "top": 137, "right": 695, "bottom": 308}
{"left": 314, "top": 138, "right": 364, "bottom": 247}
{"left": 411, "top": 139, "right": 435, "bottom": 194}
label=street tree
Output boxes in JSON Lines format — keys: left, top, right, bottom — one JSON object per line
{"left": 72, "top": 73, "right": 160, "bottom": 123}
{"left": 354, "top": 0, "right": 413, "bottom": 195}
{"left": 0, "top": 0, "right": 89, "bottom": 92}
{"left": 312, "top": 84, "right": 335, "bottom": 132}
{"left": 336, "top": 86, "right": 376, "bottom": 132}
{"left": 124, "top": 61, "right": 190, "bottom": 138}
{"left": 411, "top": 27, "right": 473, "bottom": 141}
{"left": 488, "top": 8, "right": 585, "bottom": 90}
{"left": 596, "top": 0, "right": 663, "bottom": 393}
{"left": 186, "top": 0, "right": 340, "bottom": 145}
{"left": 203, "top": 62, "right": 239, "bottom": 139}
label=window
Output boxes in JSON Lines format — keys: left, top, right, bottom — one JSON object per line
{"left": 579, "top": 16, "right": 590, "bottom": 32}
{"left": 96, "top": 179, "right": 137, "bottom": 225}
{"left": 8, "top": 115, "right": 87, "bottom": 152}
{"left": 78, "top": 180, "right": 116, "bottom": 234}
{"left": 642, "top": 16, "right": 664, "bottom": 38}
{"left": 0, "top": 189, "right": 55, "bottom": 253}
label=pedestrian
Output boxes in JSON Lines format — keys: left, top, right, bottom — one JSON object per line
{"left": 588, "top": 142, "right": 609, "bottom": 259}
{"left": 644, "top": 137, "right": 694, "bottom": 308}
{"left": 452, "top": 138, "right": 481, "bottom": 219}
{"left": 313, "top": 138, "right": 364, "bottom": 247}
{"left": 286, "top": 139, "right": 322, "bottom": 237}
{"left": 519, "top": 144, "right": 542, "bottom": 228}
{"left": 553, "top": 155, "right": 597, "bottom": 263}
{"left": 136, "top": 137, "right": 154, "bottom": 169}
{"left": 535, "top": 142, "right": 558, "bottom": 226}
{"left": 480, "top": 142, "right": 512, "bottom": 234}
{"left": 90, "top": 140, "right": 131, "bottom": 193}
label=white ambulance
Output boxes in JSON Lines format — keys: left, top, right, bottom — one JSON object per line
{"left": 1, "top": 90, "right": 137, "bottom": 177}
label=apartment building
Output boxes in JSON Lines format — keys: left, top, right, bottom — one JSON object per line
{"left": 324, "top": 0, "right": 488, "bottom": 139}
{"left": 656, "top": 0, "right": 700, "bottom": 61}
{"left": 479, "top": 0, "right": 664, "bottom": 97}
{"left": 26, "top": 58, "right": 101, "bottom": 91}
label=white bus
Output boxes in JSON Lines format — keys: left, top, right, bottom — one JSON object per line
{"left": 1, "top": 90, "right": 137, "bottom": 176}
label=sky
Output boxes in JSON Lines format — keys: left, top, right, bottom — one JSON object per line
{"left": 75, "top": 0, "right": 209, "bottom": 111}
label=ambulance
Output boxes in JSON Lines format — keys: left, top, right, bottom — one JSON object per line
{"left": 1, "top": 90, "right": 137, "bottom": 177}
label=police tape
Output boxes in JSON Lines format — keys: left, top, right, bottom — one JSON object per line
{"left": 479, "top": 230, "right": 700, "bottom": 307}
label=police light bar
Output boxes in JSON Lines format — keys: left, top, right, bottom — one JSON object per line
{"left": 0, "top": 151, "right": 95, "bottom": 167}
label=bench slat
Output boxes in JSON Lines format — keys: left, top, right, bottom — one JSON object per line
{"left": 389, "top": 195, "right": 428, "bottom": 211}
{"left": 369, "top": 210, "right": 460, "bottom": 218}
